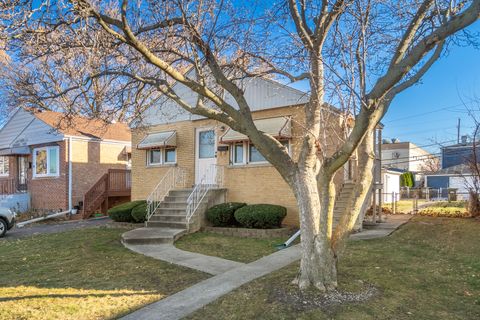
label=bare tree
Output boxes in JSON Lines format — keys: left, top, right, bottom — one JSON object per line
{"left": 419, "top": 156, "right": 441, "bottom": 174}
{"left": 464, "top": 103, "right": 480, "bottom": 217}
{"left": 2, "top": 0, "right": 480, "bottom": 291}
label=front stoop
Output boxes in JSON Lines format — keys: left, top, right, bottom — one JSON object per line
{"left": 121, "top": 188, "right": 227, "bottom": 245}
{"left": 121, "top": 227, "right": 186, "bottom": 245}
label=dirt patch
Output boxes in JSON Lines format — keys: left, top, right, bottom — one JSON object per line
{"left": 268, "top": 281, "right": 379, "bottom": 312}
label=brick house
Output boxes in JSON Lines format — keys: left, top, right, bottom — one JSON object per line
{"left": 131, "top": 77, "right": 365, "bottom": 228}
{"left": 0, "top": 108, "right": 132, "bottom": 217}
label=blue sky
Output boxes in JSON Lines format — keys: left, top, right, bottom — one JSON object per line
{"left": 381, "top": 24, "right": 480, "bottom": 154}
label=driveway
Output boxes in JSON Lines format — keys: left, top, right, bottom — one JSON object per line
{"left": 0, "top": 217, "right": 110, "bottom": 240}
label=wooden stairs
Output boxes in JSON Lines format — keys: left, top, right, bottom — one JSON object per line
{"left": 81, "top": 169, "right": 131, "bottom": 219}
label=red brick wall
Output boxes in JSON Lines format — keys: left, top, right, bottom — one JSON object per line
{"left": 29, "top": 141, "right": 69, "bottom": 212}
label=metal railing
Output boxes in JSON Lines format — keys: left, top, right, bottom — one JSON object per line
{"left": 185, "top": 164, "right": 224, "bottom": 229}
{"left": 146, "top": 167, "right": 187, "bottom": 223}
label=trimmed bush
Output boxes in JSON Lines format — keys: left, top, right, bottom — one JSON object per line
{"left": 108, "top": 200, "right": 145, "bottom": 222}
{"left": 131, "top": 201, "right": 148, "bottom": 223}
{"left": 206, "top": 202, "right": 246, "bottom": 227}
{"left": 234, "top": 204, "right": 287, "bottom": 229}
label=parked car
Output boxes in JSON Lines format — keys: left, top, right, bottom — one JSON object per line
{"left": 0, "top": 208, "right": 15, "bottom": 237}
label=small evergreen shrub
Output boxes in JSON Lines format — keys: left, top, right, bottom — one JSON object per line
{"left": 206, "top": 202, "right": 246, "bottom": 226}
{"left": 234, "top": 204, "right": 287, "bottom": 229}
{"left": 131, "top": 201, "right": 148, "bottom": 223}
{"left": 400, "top": 172, "right": 415, "bottom": 187}
{"left": 108, "top": 200, "right": 145, "bottom": 222}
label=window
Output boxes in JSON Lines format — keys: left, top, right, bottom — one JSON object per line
{"left": 164, "top": 148, "right": 176, "bottom": 163}
{"left": 33, "top": 146, "right": 59, "bottom": 178}
{"left": 199, "top": 130, "right": 215, "bottom": 158}
{"left": 232, "top": 143, "right": 244, "bottom": 164}
{"left": 249, "top": 144, "right": 266, "bottom": 163}
{"left": 231, "top": 140, "right": 290, "bottom": 165}
{"left": 0, "top": 156, "right": 9, "bottom": 176}
{"left": 148, "top": 149, "right": 162, "bottom": 165}
{"left": 147, "top": 148, "right": 177, "bottom": 166}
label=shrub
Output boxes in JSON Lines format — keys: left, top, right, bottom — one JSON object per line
{"left": 131, "top": 201, "right": 148, "bottom": 223}
{"left": 206, "top": 202, "right": 246, "bottom": 226}
{"left": 366, "top": 206, "right": 393, "bottom": 216}
{"left": 108, "top": 200, "right": 145, "bottom": 222}
{"left": 234, "top": 204, "right": 287, "bottom": 229}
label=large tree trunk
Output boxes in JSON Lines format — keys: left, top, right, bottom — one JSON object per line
{"left": 293, "top": 168, "right": 338, "bottom": 291}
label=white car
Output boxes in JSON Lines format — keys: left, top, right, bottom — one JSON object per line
{"left": 0, "top": 208, "right": 16, "bottom": 237}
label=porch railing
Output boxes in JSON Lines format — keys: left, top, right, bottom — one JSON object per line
{"left": 146, "top": 167, "right": 187, "bottom": 223}
{"left": 83, "top": 169, "right": 131, "bottom": 218}
{"left": 185, "top": 164, "right": 224, "bottom": 230}
{"left": 0, "top": 179, "right": 17, "bottom": 195}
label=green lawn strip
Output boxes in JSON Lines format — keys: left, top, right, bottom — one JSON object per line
{"left": 418, "top": 201, "right": 469, "bottom": 217}
{"left": 187, "top": 217, "right": 480, "bottom": 320}
{"left": 0, "top": 227, "right": 209, "bottom": 320}
{"left": 175, "top": 231, "right": 286, "bottom": 263}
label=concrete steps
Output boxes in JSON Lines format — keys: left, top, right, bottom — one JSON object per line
{"left": 121, "top": 227, "right": 186, "bottom": 245}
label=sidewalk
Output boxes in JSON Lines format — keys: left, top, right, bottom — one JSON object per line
{"left": 121, "top": 214, "right": 411, "bottom": 320}
{"left": 121, "top": 244, "right": 301, "bottom": 320}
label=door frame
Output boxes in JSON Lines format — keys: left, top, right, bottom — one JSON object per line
{"left": 194, "top": 127, "right": 217, "bottom": 184}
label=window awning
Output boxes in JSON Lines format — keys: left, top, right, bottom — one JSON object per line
{"left": 220, "top": 117, "right": 291, "bottom": 143}
{"left": 0, "top": 147, "right": 31, "bottom": 156}
{"left": 137, "top": 131, "right": 177, "bottom": 149}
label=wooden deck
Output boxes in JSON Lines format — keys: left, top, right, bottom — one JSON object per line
{"left": 82, "top": 169, "right": 131, "bottom": 219}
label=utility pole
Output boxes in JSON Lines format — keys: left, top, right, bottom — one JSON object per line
{"left": 457, "top": 118, "right": 461, "bottom": 144}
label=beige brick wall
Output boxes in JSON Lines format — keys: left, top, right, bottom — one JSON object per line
{"left": 70, "top": 139, "right": 129, "bottom": 206}
{"left": 131, "top": 105, "right": 345, "bottom": 226}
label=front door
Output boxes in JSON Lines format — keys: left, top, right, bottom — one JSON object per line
{"left": 195, "top": 129, "right": 217, "bottom": 184}
{"left": 17, "top": 156, "right": 28, "bottom": 192}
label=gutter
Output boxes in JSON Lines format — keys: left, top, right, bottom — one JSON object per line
{"left": 68, "top": 137, "right": 72, "bottom": 211}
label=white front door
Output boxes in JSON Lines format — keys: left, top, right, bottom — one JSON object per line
{"left": 195, "top": 128, "right": 217, "bottom": 184}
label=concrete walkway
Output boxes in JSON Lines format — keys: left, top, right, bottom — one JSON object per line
{"left": 350, "top": 214, "right": 411, "bottom": 241}
{"left": 121, "top": 244, "right": 301, "bottom": 320}
{"left": 121, "top": 214, "right": 411, "bottom": 320}
{"left": 124, "top": 243, "right": 245, "bottom": 275}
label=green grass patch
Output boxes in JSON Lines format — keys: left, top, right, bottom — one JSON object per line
{"left": 175, "top": 232, "right": 285, "bottom": 263}
{"left": 187, "top": 217, "right": 480, "bottom": 320}
{"left": 0, "top": 227, "right": 208, "bottom": 320}
{"left": 419, "top": 201, "right": 469, "bottom": 217}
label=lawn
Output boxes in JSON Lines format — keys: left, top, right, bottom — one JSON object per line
{"left": 175, "top": 231, "right": 286, "bottom": 263}
{"left": 418, "top": 201, "right": 469, "bottom": 217}
{"left": 382, "top": 199, "right": 427, "bottom": 214}
{"left": 0, "top": 227, "right": 208, "bottom": 320}
{"left": 187, "top": 216, "right": 480, "bottom": 320}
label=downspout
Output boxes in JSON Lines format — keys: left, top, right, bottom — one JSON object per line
{"left": 68, "top": 137, "right": 73, "bottom": 212}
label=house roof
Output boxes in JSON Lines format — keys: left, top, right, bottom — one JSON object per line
{"left": 428, "top": 164, "right": 473, "bottom": 176}
{"left": 33, "top": 110, "right": 131, "bottom": 142}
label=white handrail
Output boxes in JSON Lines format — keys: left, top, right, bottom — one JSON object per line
{"left": 185, "top": 164, "right": 223, "bottom": 230}
{"left": 146, "top": 167, "right": 187, "bottom": 224}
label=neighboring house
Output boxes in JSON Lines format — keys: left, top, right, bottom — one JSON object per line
{"left": 425, "top": 138, "right": 478, "bottom": 199}
{"left": 441, "top": 138, "right": 479, "bottom": 168}
{"left": 131, "top": 76, "right": 373, "bottom": 228}
{"left": 381, "top": 141, "right": 435, "bottom": 172}
{"left": 380, "top": 168, "right": 402, "bottom": 203}
{"left": 425, "top": 164, "right": 474, "bottom": 200}
{"left": 0, "top": 108, "right": 132, "bottom": 216}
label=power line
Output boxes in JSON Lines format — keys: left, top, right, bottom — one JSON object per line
{"left": 384, "top": 102, "right": 469, "bottom": 123}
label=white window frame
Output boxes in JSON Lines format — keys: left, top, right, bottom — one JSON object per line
{"left": 33, "top": 146, "right": 60, "bottom": 178}
{"left": 230, "top": 140, "right": 290, "bottom": 165}
{"left": 146, "top": 148, "right": 177, "bottom": 167}
{"left": 231, "top": 142, "right": 246, "bottom": 165}
{"left": 164, "top": 148, "right": 177, "bottom": 164}
{"left": 0, "top": 156, "right": 9, "bottom": 177}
